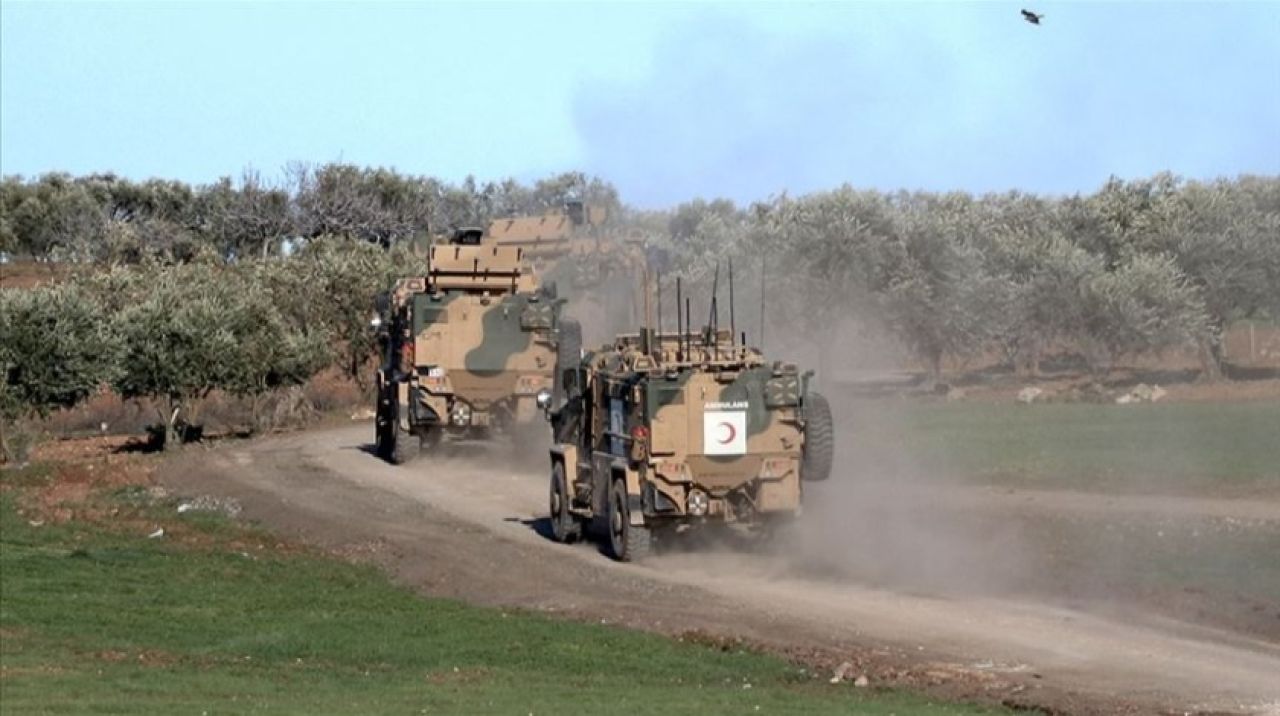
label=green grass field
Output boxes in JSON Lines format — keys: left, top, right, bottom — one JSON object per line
{"left": 845, "top": 400, "right": 1280, "bottom": 493}
{"left": 0, "top": 481, "right": 999, "bottom": 715}
{"left": 7, "top": 398, "right": 1273, "bottom": 711}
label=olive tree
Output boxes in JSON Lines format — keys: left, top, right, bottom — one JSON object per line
{"left": 1, "top": 174, "right": 106, "bottom": 261}
{"left": 1152, "top": 180, "right": 1280, "bottom": 380}
{"left": 216, "top": 275, "right": 330, "bottom": 433}
{"left": 281, "top": 237, "right": 404, "bottom": 384}
{"left": 109, "top": 259, "right": 345, "bottom": 445}
{"left": 879, "top": 194, "right": 1011, "bottom": 384}
{"left": 291, "top": 163, "right": 434, "bottom": 246}
{"left": 112, "top": 265, "right": 242, "bottom": 447}
{"left": 751, "top": 189, "right": 897, "bottom": 380}
{"left": 197, "top": 172, "right": 293, "bottom": 259}
{"left": 1077, "top": 254, "right": 1209, "bottom": 375}
{"left": 992, "top": 233, "right": 1106, "bottom": 375}
{"left": 0, "top": 284, "right": 121, "bottom": 462}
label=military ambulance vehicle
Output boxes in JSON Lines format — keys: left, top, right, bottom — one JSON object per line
{"left": 545, "top": 326, "right": 834, "bottom": 561}
{"left": 374, "top": 228, "right": 580, "bottom": 464}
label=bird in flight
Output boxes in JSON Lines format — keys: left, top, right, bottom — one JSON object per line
{"left": 1021, "top": 9, "right": 1044, "bottom": 25}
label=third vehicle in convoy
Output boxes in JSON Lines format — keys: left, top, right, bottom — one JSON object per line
{"left": 484, "top": 200, "right": 652, "bottom": 334}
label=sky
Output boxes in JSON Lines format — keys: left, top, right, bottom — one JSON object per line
{"left": 2, "top": 1, "right": 1277, "bottom": 208}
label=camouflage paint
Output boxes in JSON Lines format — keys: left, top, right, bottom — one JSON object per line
{"left": 411, "top": 292, "right": 459, "bottom": 335}
{"left": 377, "top": 237, "right": 561, "bottom": 437}
{"left": 716, "top": 365, "right": 775, "bottom": 437}
{"left": 464, "top": 294, "right": 535, "bottom": 377}
{"left": 552, "top": 331, "right": 808, "bottom": 525}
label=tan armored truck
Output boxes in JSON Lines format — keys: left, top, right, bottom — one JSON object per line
{"left": 545, "top": 326, "right": 834, "bottom": 561}
{"left": 374, "top": 229, "right": 580, "bottom": 464}
{"left": 484, "top": 201, "right": 649, "bottom": 334}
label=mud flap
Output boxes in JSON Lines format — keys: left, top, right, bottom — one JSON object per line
{"left": 642, "top": 482, "right": 679, "bottom": 514}
{"left": 397, "top": 382, "right": 413, "bottom": 433}
{"left": 550, "top": 444, "right": 580, "bottom": 502}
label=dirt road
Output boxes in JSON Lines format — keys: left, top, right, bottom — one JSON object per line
{"left": 162, "top": 425, "right": 1280, "bottom": 716}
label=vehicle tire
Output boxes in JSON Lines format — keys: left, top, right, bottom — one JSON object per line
{"left": 390, "top": 424, "right": 418, "bottom": 465}
{"left": 801, "top": 391, "right": 834, "bottom": 482}
{"left": 552, "top": 318, "right": 582, "bottom": 407}
{"left": 382, "top": 420, "right": 398, "bottom": 463}
{"left": 549, "top": 462, "right": 581, "bottom": 543}
{"left": 608, "top": 478, "right": 651, "bottom": 562}
{"left": 385, "top": 400, "right": 418, "bottom": 466}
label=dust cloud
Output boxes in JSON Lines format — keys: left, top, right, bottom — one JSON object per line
{"left": 751, "top": 316, "right": 1041, "bottom": 599}
{"left": 788, "top": 396, "right": 1036, "bottom": 597}
{"left": 551, "top": 255, "right": 1279, "bottom": 640}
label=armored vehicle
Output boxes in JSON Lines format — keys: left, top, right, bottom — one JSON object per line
{"left": 374, "top": 229, "right": 580, "bottom": 464}
{"left": 484, "top": 201, "right": 650, "bottom": 335}
{"left": 546, "top": 327, "right": 833, "bottom": 561}
{"left": 484, "top": 201, "right": 644, "bottom": 277}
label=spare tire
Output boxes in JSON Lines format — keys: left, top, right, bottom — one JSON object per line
{"left": 801, "top": 391, "right": 834, "bottom": 482}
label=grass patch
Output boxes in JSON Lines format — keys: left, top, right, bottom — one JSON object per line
{"left": 847, "top": 400, "right": 1280, "bottom": 493}
{"left": 0, "top": 462, "right": 55, "bottom": 488}
{"left": 0, "top": 490, "right": 998, "bottom": 714}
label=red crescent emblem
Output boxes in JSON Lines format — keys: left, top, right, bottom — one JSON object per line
{"left": 717, "top": 421, "right": 737, "bottom": 445}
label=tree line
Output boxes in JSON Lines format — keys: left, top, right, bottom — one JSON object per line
{"left": 655, "top": 174, "right": 1279, "bottom": 383}
{"left": 0, "top": 239, "right": 406, "bottom": 460}
{"left": 2, "top": 167, "right": 1277, "bottom": 460}
{"left": 0, "top": 165, "right": 621, "bottom": 262}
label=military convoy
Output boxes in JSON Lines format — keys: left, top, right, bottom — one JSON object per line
{"left": 544, "top": 323, "right": 833, "bottom": 561}
{"left": 373, "top": 228, "right": 579, "bottom": 464}
{"left": 372, "top": 210, "right": 835, "bottom": 563}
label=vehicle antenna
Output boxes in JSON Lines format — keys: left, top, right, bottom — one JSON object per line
{"left": 728, "top": 258, "right": 736, "bottom": 347}
{"left": 656, "top": 270, "right": 663, "bottom": 360}
{"left": 685, "top": 297, "right": 692, "bottom": 362}
{"left": 711, "top": 263, "right": 721, "bottom": 345}
{"left": 642, "top": 265, "right": 653, "bottom": 356}
{"left": 760, "top": 253, "right": 766, "bottom": 351}
{"left": 676, "top": 277, "right": 684, "bottom": 362}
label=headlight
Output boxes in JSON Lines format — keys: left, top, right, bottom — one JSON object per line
{"left": 427, "top": 366, "right": 446, "bottom": 378}
{"left": 686, "top": 488, "right": 709, "bottom": 517}
{"left": 535, "top": 388, "right": 553, "bottom": 410}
